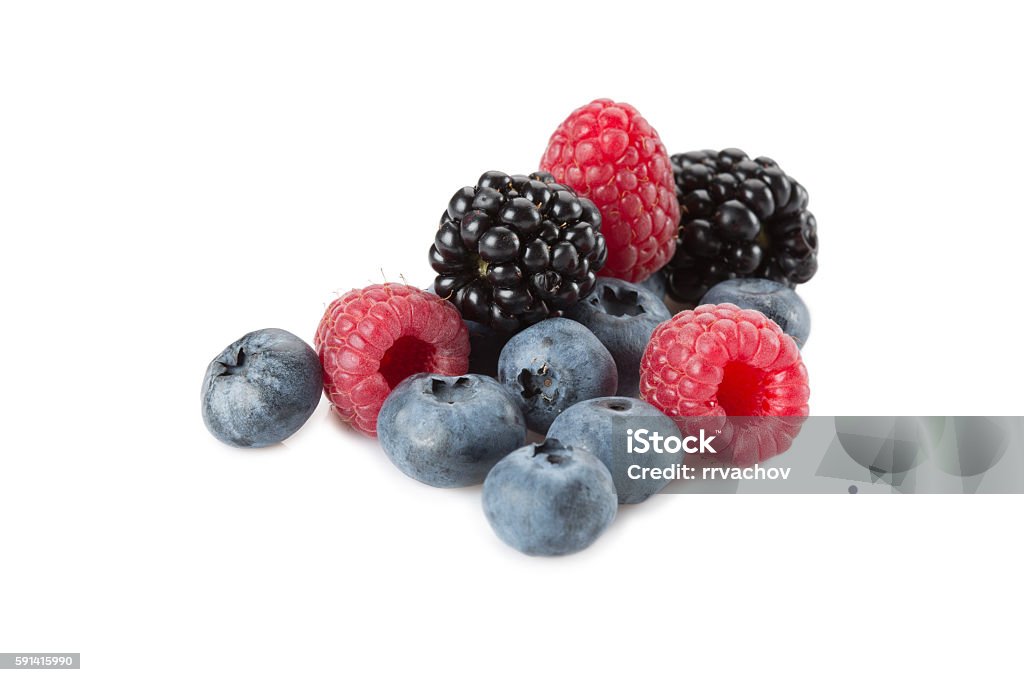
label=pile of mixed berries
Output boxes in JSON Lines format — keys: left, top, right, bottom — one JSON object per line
{"left": 201, "top": 99, "right": 817, "bottom": 557}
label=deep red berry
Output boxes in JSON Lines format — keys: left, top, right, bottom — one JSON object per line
{"left": 706, "top": 415, "right": 806, "bottom": 467}
{"left": 641, "top": 303, "right": 808, "bottom": 417}
{"left": 314, "top": 283, "right": 470, "bottom": 436}
{"left": 640, "top": 303, "right": 809, "bottom": 464}
{"left": 540, "top": 99, "right": 680, "bottom": 283}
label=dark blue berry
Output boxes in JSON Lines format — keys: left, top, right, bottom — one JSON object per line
{"left": 378, "top": 374, "right": 526, "bottom": 488}
{"left": 201, "top": 329, "right": 322, "bottom": 448}
{"left": 482, "top": 439, "right": 616, "bottom": 556}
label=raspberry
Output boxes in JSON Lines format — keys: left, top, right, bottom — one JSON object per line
{"left": 314, "top": 283, "right": 470, "bottom": 436}
{"left": 540, "top": 99, "right": 680, "bottom": 283}
{"left": 430, "top": 171, "right": 607, "bottom": 333}
{"left": 708, "top": 415, "right": 806, "bottom": 467}
{"left": 640, "top": 303, "right": 809, "bottom": 464}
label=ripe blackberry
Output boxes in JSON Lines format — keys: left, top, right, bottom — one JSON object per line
{"left": 430, "top": 171, "right": 608, "bottom": 333}
{"left": 664, "top": 148, "right": 819, "bottom": 303}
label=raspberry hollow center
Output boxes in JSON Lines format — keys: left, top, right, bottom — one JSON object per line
{"left": 715, "top": 362, "right": 772, "bottom": 416}
{"left": 379, "top": 336, "right": 435, "bottom": 388}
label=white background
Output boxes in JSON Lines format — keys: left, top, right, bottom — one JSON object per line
{"left": 2, "top": 1, "right": 1022, "bottom": 679}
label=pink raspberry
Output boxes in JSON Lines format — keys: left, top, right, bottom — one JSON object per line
{"left": 314, "top": 284, "right": 470, "bottom": 437}
{"left": 540, "top": 99, "right": 680, "bottom": 283}
{"left": 640, "top": 303, "right": 809, "bottom": 464}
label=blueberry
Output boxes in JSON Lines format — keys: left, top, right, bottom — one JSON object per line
{"left": 565, "top": 277, "right": 671, "bottom": 397}
{"left": 497, "top": 318, "right": 617, "bottom": 433}
{"left": 377, "top": 374, "right": 526, "bottom": 488}
{"left": 638, "top": 270, "right": 668, "bottom": 301}
{"left": 201, "top": 328, "right": 322, "bottom": 447}
{"left": 482, "top": 439, "right": 617, "bottom": 556}
{"left": 548, "top": 397, "right": 683, "bottom": 504}
{"left": 699, "top": 278, "right": 811, "bottom": 347}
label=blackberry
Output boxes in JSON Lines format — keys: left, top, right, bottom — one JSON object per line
{"left": 663, "top": 148, "right": 818, "bottom": 303}
{"left": 430, "top": 171, "right": 608, "bottom": 333}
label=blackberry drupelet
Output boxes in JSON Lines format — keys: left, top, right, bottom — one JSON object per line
{"left": 430, "top": 171, "right": 608, "bottom": 333}
{"left": 663, "top": 148, "right": 818, "bottom": 303}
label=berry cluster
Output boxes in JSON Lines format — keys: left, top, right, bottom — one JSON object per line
{"left": 430, "top": 171, "right": 607, "bottom": 333}
{"left": 200, "top": 99, "right": 819, "bottom": 557}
